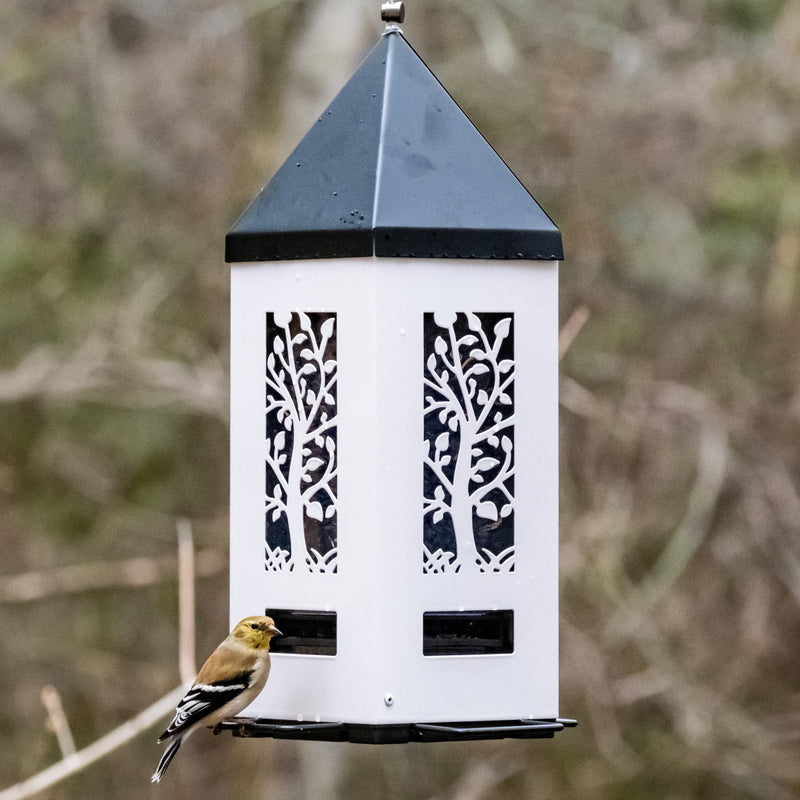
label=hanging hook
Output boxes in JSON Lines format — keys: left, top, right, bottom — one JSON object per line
{"left": 381, "top": 2, "right": 405, "bottom": 23}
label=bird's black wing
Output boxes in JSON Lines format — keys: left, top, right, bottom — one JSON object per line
{"left": 158, "top": 671, "right": 253, "bottom": 741}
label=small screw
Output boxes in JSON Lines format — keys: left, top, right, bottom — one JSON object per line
{"left": 384, "top": 693, "right": 395, "bottom": 707}
{"left": 381, "top": 2, "right": 404, "bottom": 23}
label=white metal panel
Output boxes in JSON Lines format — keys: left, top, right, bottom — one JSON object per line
{"left": 230, "top": 257, "right": 558, "bottom": 725}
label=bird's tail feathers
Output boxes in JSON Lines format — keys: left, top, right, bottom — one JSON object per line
{"left": 151, "top": 736, "right": 182, "bottom": 783}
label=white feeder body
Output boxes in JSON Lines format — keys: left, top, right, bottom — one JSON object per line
{"left": 229, "top": 256, "right": 559, "bottom": 727}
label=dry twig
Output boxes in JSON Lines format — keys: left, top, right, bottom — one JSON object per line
{"left": 177, "top": 519, "right": 197, "bottom": 683}
{"left": 40, "top": 687, "right": 76, "bottom": 759}
{"left": 0, "top": 686, "right": 187, "bottom": 800}
{"left": 559, "top": 304, "right": 591, "bottom": 361}
{"left": 0, "top": 549, "right": 224, "bottom": 604}
{"left": 0, "top": 525, "right": 200, "bottom": 798}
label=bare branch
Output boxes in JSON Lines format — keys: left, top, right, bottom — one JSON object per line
{"left": 40, "top": 686, "right": 76, "bottom": 759}
{"left": 0, "top": 549, "right": 225, "bottom": 604}
{"left": 0, "top": 349, "right": 227, "bottom": 421}
{"left": 0, "top": 516, "right": 205, "bottom": 798}
{"left": 0, "top": 686, "right": 186, "bottom": 800}
{"left": 559, "top": 304, "right": 590, "bottom": 361}
{"left": 177, "top": 519, "right": 196, "bottom": 684}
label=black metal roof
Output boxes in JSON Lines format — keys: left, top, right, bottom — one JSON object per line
{"left": 225, "top": 29, "right": 562, "bottom": 262}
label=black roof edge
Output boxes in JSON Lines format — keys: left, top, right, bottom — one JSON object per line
{"left": 373, "top": 227, "right": 564, "bottom": 261}
{"left": 225, "top": 230, "right": 374, "bottom": 262}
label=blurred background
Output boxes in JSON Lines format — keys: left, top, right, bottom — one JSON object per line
{"left": 2, "top": 0, "right": 800, "bottom": 797}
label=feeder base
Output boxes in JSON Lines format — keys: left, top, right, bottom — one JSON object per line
{"left": 218, "top": 717, "right": 577, "bottom": 744}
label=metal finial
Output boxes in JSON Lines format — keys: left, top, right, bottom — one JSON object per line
{"left": 381, "top": 2, "right": 405, "bottom": 23}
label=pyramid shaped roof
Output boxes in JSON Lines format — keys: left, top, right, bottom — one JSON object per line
{"left": 226, "top": 29, "right": 562, "bottom": 262}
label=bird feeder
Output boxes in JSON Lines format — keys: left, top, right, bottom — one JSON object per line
{"left": 224, "top": 4, "right": 574, "bottom": 744}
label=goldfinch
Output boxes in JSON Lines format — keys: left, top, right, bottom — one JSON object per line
{"left": 151, "top": 615, "right": 281, "bottom": 783}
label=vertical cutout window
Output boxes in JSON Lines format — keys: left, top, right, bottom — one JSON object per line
{"left": 266, "top": 312, "right": 338, "bottom": 573}
{"left": 423, "top": 312, "right": 515, "bottom": 574}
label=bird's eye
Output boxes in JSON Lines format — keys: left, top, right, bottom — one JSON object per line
{"left": 250, "top": 623, "right": 258, "bottom": 630}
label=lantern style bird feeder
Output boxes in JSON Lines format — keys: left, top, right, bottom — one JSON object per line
{"left": 224, "top": 4, "right": 574, "bottom": 744}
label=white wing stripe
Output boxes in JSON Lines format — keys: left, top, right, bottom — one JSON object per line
{"left": 193, "top": 682, "right": 248, "bottom": 693}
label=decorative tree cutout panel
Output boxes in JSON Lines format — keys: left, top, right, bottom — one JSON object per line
{"left": 266, "top": 312, "right": 338, "bottom": 573}
{"left": 423, "top": 312, "right": 515, "bottom": 574}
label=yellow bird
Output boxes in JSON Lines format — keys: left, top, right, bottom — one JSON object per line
{"left": 152, "top": 615, "right": 281, "bottom": 783}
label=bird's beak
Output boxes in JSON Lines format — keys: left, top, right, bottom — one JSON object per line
{"left": 269, "top": 625, "right": 282, "bottom": 636}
